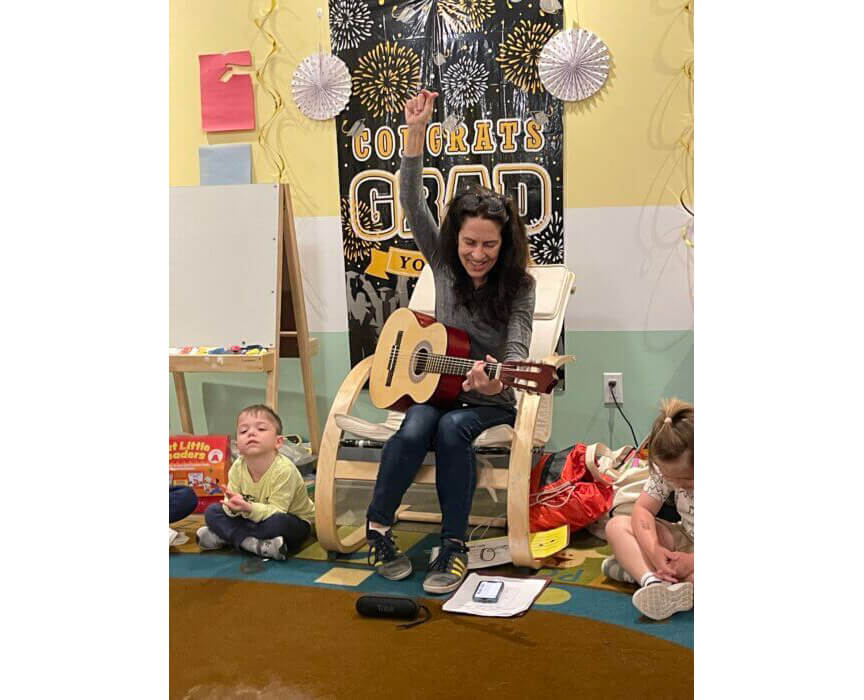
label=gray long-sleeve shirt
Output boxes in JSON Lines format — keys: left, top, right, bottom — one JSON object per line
{"left": 399, "top": 155, "right": 535, "bottom": 407}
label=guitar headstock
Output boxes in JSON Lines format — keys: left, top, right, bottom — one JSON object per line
{"left": 499, "top": 360, "right": 560, "bottom": 395}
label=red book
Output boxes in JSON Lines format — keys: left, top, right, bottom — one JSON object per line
{"left": 169, "top": 435, "right": 232, "bottom": 514}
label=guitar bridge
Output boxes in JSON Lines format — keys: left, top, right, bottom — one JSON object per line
{"left": 385, "top": 330, "right": 403, "bottom": 388}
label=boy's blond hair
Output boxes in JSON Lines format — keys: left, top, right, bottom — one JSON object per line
{"left": 647, "top": 398, "right": 693, "bottom": 476}
{"left": 236, "top": 404, "right": 283, "bottom": 435}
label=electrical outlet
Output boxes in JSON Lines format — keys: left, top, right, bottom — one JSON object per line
{"left": 603, "top": 372, "right": 623, "bottom": 404}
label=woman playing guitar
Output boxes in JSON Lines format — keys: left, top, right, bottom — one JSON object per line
{"left": 366, "top": 88, "right": 536, "bottom": 595}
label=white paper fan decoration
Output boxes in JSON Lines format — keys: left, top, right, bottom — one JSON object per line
{"left": 538, "top": 28, "right": 610, "bottom": 102}
{"left": 292, "top": 53, "right": 352, "bottom": 120}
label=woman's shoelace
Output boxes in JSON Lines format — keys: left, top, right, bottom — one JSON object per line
{"left": 429, "top": 542, "right": 466, "bottom": 572}
{"left": 368, "top": 532, "right": 397, "bottom": 565}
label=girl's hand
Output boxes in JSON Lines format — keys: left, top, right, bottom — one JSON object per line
{"left": 463, "top": 355, "right": 504, "bottom": 395}
{"left": 404, "top": 89, "right": 438, "bottom": 128}
{"left": 650, "top": 545, "right": 679, "bottom": 582}
{"left": 669, "top": 551, "right": 694, "bottom": 580}
{"left": 223, "top": 488, "right": 252, "bottom": 513}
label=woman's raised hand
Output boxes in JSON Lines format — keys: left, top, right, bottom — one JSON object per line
{"left": 404, "top": 89, "right": 439, "bottom": 128}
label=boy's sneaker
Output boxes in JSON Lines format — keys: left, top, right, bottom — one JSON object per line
{"left": 601, "top": 556, "right": 636, "bottom": 584}
{"left": 367, "top": 527, "right": 413, "bottom": 580}
{"left": 423, "top": 538, "right": 469, "bottom": 595}
{"left": 196, "top": 526, "right": 227, "bottom": 551}
{"left": 169, "top": 528, "right": 189, "bottom": 546}
{"left": 632, "top": 581, "right": 694, "bottom": 620}
{"left": 241, "top": 536, "right": 289, "bottom": 561}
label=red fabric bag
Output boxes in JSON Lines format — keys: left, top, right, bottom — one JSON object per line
{"left": 528, "top": 443, "right": 615, "bottom": 532}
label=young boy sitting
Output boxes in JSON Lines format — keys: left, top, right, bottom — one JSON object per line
{"left": 196, "top": 404, "right": 314, "bottom": 560}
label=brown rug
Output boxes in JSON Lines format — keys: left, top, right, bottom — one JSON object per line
{"left": 170, "top": 579, "right": 692, "bottom": 700}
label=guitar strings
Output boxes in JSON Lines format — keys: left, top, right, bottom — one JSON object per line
{"left": 386, "top": 347, "right": 542, "bottom": 377}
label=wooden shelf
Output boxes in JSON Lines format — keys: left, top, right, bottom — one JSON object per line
{"left": 169, "top": 352, "right": 276, "bottom": 373}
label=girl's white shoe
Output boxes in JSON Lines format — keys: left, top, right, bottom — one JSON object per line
{"left": 632, "top": 581, "right": 694, "bottom": 620}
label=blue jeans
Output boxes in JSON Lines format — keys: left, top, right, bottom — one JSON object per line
{"left": 169, "top": 486, "right": 198, "bottom": 523}
{"left": 203, "top": 503, "right": 311, "bottom": 550}
{"left": 367, "top": 402, "right": 516, "bottom": 541}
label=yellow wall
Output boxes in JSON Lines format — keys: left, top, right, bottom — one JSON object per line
{"left": 169, "top": 0, "right": 693, "bottom": 216}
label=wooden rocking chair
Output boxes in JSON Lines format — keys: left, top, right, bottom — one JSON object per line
{"left": 314, "top": 264, "right": 575, "bottom": 567}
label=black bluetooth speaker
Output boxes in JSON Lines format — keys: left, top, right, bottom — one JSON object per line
{"left": 356, "top": 595, "right": 421, "bottom": 620}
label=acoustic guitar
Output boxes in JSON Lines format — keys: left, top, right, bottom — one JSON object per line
{"left": 369, "top": 307, "right": 560, "bottom": 411}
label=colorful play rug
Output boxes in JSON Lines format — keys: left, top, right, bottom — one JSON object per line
{"left": 171, "top": 515, "right": 634, "bottom": 595}
{"left": 170, "top": 579, "right": 693, "bottom": 700}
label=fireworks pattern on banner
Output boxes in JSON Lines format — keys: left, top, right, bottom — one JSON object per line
{"left": 529, "top": 211, "right": 565, "bottom": 265}
{"left": 341, "top": 198, "right": 378, "bottom": 263}
{"left": 353, "top": 41, "right": 421, "bottom": 118}
{"left": 442, "top": 54, "right": 490, "bottom": 112}
{"left": 496, "top": 19, "right": 557, "bottom": 93}
{"left": 437, "top": 0, "right": 496, "bottom": 32}
{"left": 329, "top": 0, "right": 374, "bottom": 52}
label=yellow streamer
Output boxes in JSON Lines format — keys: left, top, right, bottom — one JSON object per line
{"left": 681, "top": 223, "right": 694, "bottom": 249}
{"left": 254, "top": 0, "right": 287, "bottom": 182}
{"left": 682, "top": 59, "right": 694, "bottom": 81}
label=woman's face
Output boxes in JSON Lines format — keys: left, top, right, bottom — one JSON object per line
{"left": 457, "top": 216, "right": 502, "bottom": 287}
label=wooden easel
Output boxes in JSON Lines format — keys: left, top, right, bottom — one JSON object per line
{"left": 169, "top": 184, "right": 321, "bottom": 454}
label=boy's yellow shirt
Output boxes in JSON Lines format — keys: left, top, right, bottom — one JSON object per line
{"left": 222, "top": 453, "right": 315, "bottom": 525}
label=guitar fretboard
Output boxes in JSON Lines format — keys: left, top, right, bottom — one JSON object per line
{"left": 389, "top": 348, "right": 500, "bottom": 379}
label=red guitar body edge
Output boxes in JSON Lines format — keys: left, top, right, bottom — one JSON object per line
{"left": 388, "top": 310, "right": 471, "bottom": 412}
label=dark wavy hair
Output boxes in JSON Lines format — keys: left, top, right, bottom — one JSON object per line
{"left": 439, "top": 186, "right": 533, "bottom": 325}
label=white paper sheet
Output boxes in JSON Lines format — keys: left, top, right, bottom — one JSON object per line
{"left": 442, "top": 573, "right": 549, "bottom": 618}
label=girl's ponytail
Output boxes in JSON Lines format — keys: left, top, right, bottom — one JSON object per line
{"left": 647, "top": 398, "right": 694, "bottom": 470}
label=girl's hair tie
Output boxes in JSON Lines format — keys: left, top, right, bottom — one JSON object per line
{"left": 663, "top": 416, "right": 673, "bottom": 424}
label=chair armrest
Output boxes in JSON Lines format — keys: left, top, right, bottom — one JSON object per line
{"left": 507, "top": 392, "right": 543, "bottom": 567}
{"left": 326, "top": 355, "right": 374, "bottom": 419}
{"left": 315, "top": 355, "right": 375, "bottom": 554}
{"left": 541, "top": 353, "right": 575, "bottom": 369}
{"left": 506, "top": 356, "right": 573, "bottom": 566}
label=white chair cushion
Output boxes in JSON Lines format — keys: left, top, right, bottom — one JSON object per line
{"left": 410, "top": 264, "right": 572, "bottom": 321}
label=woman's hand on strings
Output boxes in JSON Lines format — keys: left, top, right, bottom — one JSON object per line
{"left": 404, "top": 89, "right": 438, "bottom": 128}
{"left": 463, "top": 354, "right": 504, "bottom": 395}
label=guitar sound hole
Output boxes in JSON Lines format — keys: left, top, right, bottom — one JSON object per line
{"left": 413, "top": 349, "right": 429, "bottom": 375}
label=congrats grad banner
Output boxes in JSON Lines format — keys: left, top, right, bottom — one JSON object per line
{"left": 330, "top": 0, "right": 564, "bottom": 364}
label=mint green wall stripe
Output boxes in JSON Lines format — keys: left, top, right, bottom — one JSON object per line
{"left": 170, "top": 330, "right": 692, "bottom": 453}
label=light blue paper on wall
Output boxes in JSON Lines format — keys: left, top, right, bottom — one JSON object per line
{"left": 199, "top": 144, "right": 252, "bottom": 185}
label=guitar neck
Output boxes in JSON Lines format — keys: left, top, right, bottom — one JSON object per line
{"left": 420, "top": 354, "right": 501, "bottom": 380}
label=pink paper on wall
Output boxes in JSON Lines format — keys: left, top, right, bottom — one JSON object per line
{"left": 198, "top": 51, "right": 255, "bottom": 132}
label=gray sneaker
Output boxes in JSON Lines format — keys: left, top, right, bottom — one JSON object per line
{"left": 632, "top": 581, "right": 694, "bottom": 620}
{"left": 196, "top": 526, "right": 227, "bottom": 550}
{"left": 367, "top": 527, "right": 413, "bottom": 580}
{"left": 601, "top": 556, "right": 636, "bottom": 584}
{"left": 423, "top": 539, "right": 469, "bottom": 595}
{"left": 241, "top": 536, "right": 289, "bottom": 561}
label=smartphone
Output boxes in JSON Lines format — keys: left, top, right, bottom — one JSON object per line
{"left": 472, "top": 580, "right": 504, "bottom": 603}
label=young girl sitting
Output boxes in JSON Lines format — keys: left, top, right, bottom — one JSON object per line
{"left": 603, "top": 399, "right": 694, "bottom": 620}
